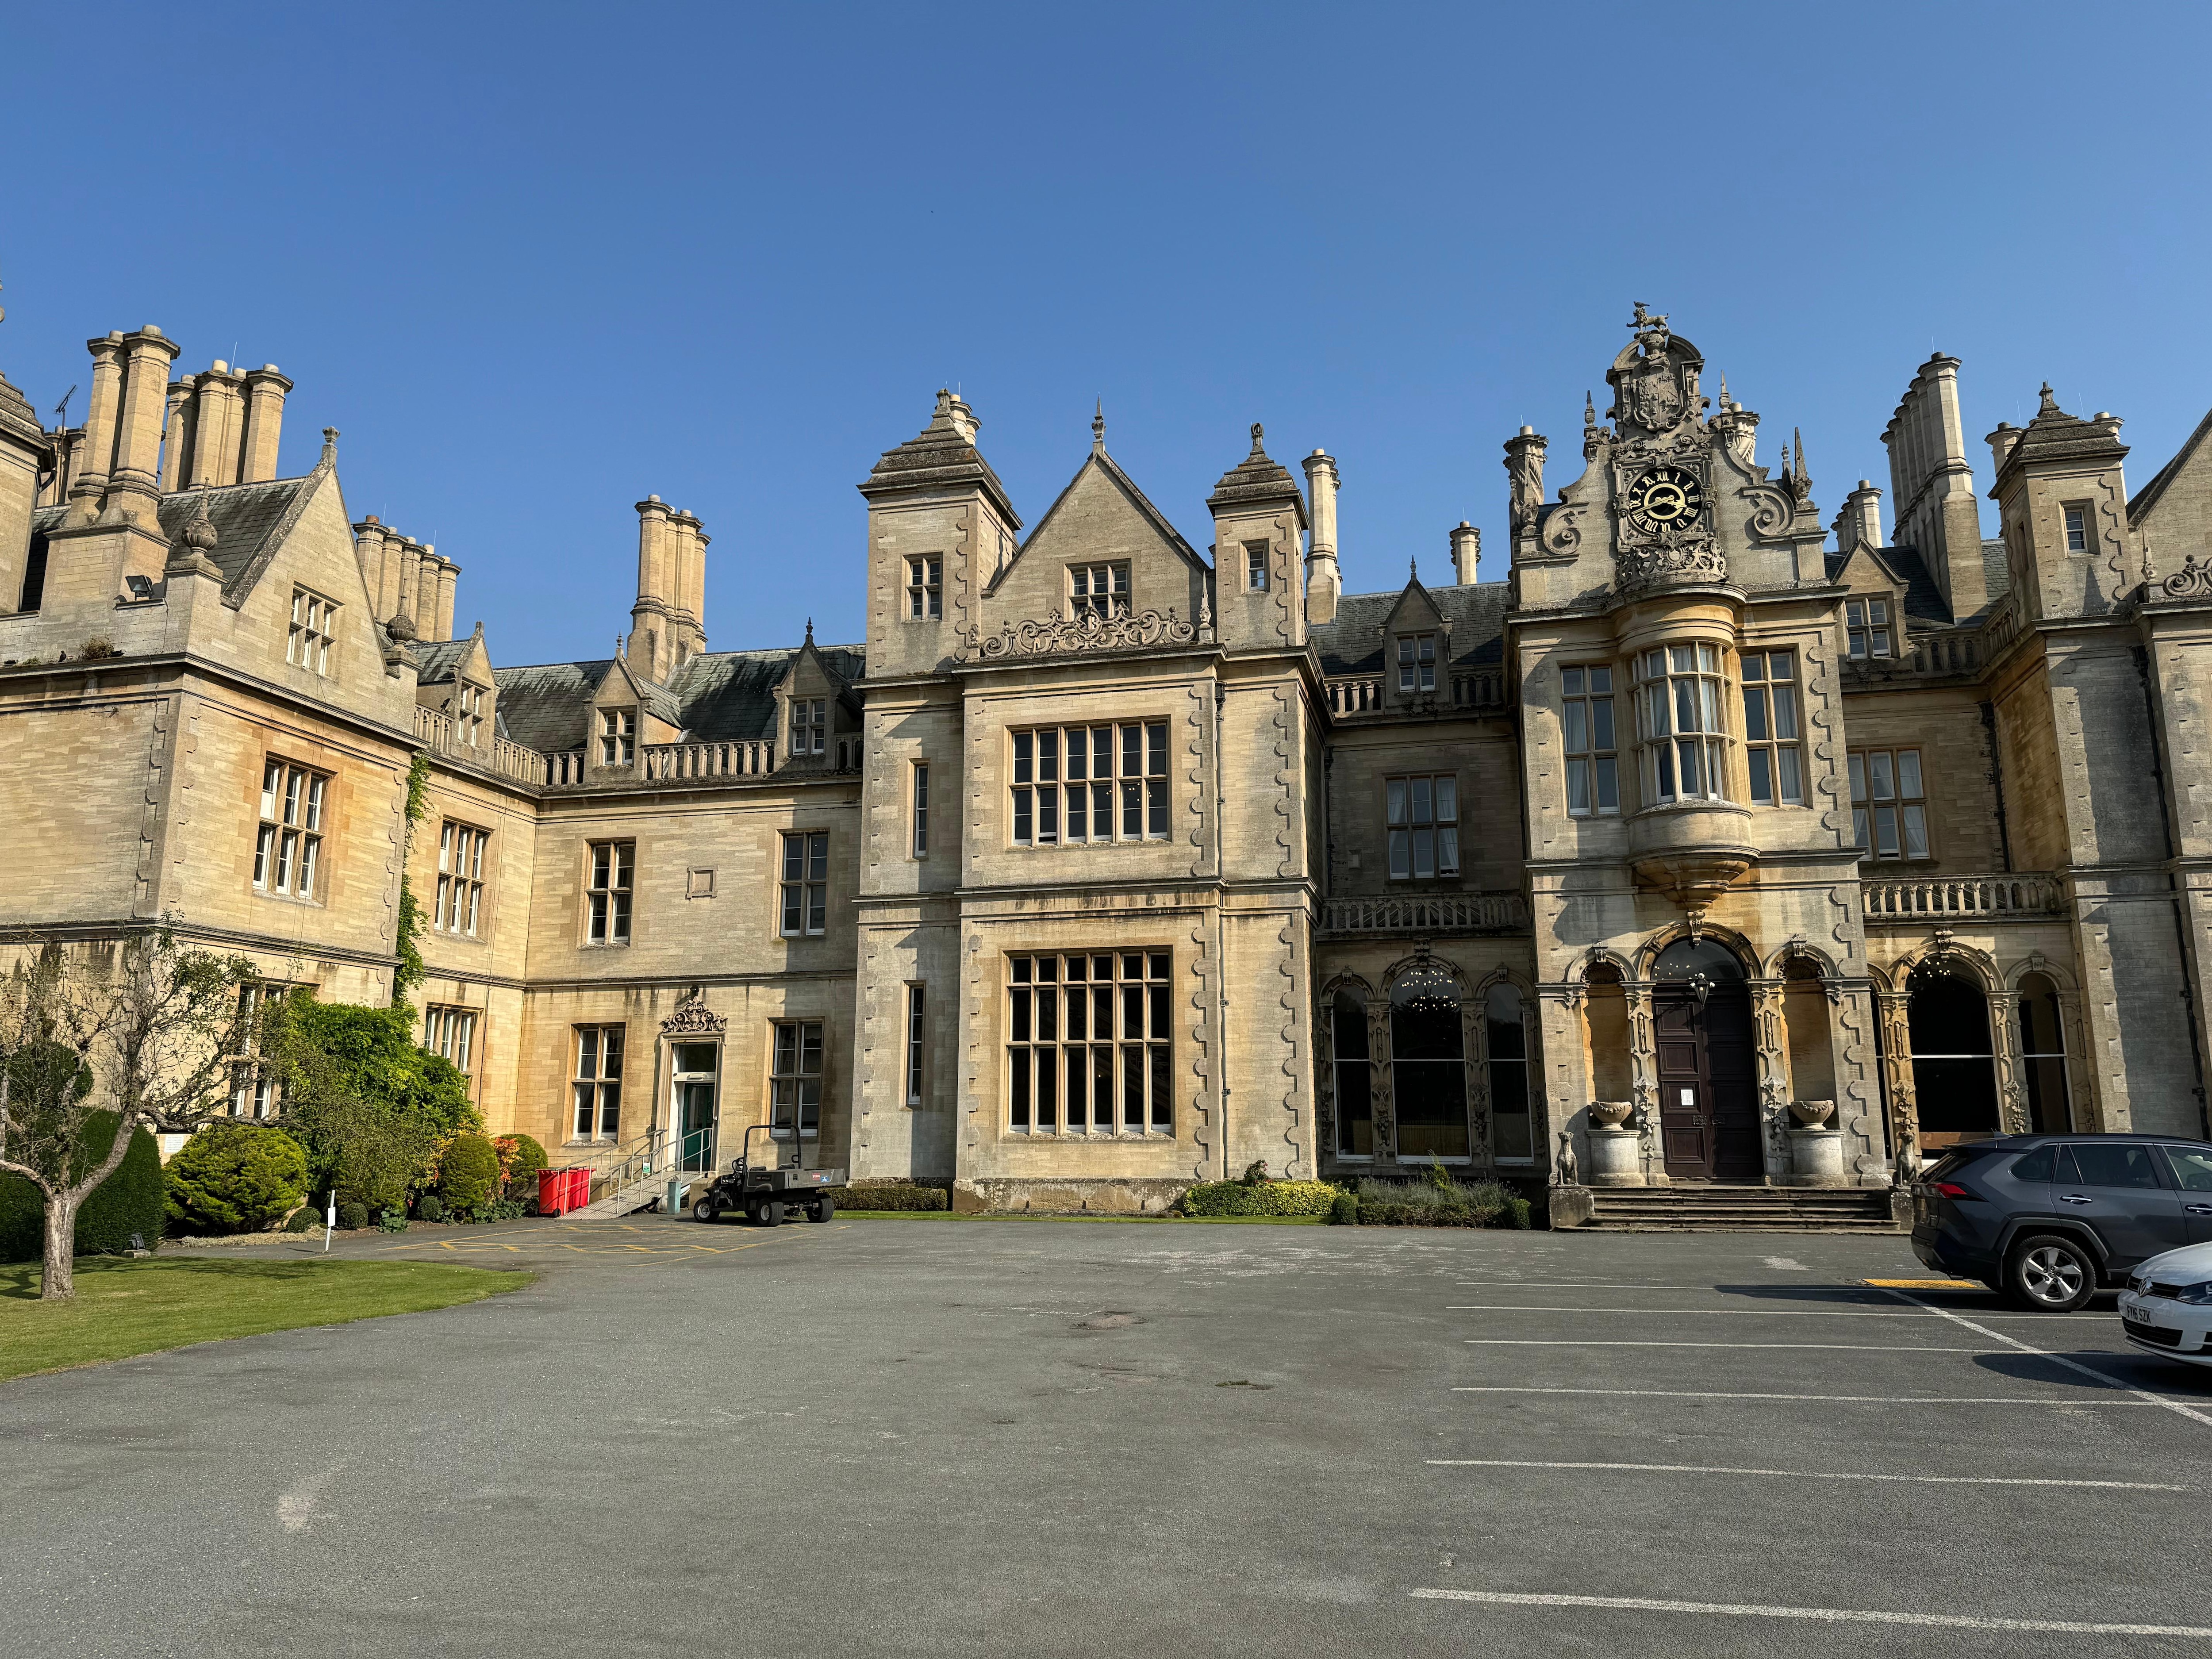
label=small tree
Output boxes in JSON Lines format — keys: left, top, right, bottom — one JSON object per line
{"left": 0, "top": 933, "right": 256, "bottom": 1300}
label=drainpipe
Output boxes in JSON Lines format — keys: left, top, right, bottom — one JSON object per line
{"left": 1978, "top": 701, "right": 2013, "bottom": 873}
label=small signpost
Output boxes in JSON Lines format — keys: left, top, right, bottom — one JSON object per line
{"left": 323, "top": 1192, "right": 335, "bottom": 1253}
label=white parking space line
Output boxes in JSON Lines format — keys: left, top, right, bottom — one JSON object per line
{"left": 1465, "top": 1340, "right": 2001, "bottom": 1351}
{"left": 1445, "top": 1304, "right": 2105, "bottom": 1319}
{"left": 1406, "top": 1588, "right": 2212, "bottom": 1637}
{"left": 1451, "top": 1385, "right": 2165, "bottom": 1406}
{"left": 1880, "top": 1288, "right": 2212, "bottom": 1429}
{"left": 1425, "top": 1458, "right": 2188, "bottom": 1490}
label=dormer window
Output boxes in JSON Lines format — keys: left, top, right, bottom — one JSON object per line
{"left": 908, "top": 556, "right": 942, "bottom": 620}
{"left": 288, "top": 589, "right": 337, "bottom": 676}
{"left": 1397, "top": 634, "right": 1437, "bottom": 694}
{"left": 454, "top": 682, "right": 487, "bottom": 747}
{"left": 1068, "top": 563, "right": 1129, "bottom": 620}
{"left": 792, "top": 698, "right": 826, "bottom": 757}
{"left": 1845, "top": 598, "right": 1891, "bottom": 660}
{"left": 1245, "top": 542, "right": 1269, "bottom": 591}
{"left": 598, "top": 708, "right": 635, "bottom": 766}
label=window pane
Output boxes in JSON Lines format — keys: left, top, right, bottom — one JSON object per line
{"left": 1438, "top": 826, "right": 1459, "bottom": 874}
{"left": 1897, "top": 749, "right": 1923, "bottom": 799}
{"left": 1875, "top": 805, "right": 1900, "bottom": 857}
{"left": 1773, "top": 686, "right": 1798, "bottom": 741}
{"left": 1590, "top": 666, "right": 1610, "bottom": 693}
{"left": 1389, "top": 828, "right": 1410, "bottom": 879}
{"left": 1410, "top": 777, "right": 1432, "bottom": 824}
{"left": 1563, "top": 667, "right": 1583, "bottom": 696}
{"left": 1412, "top": 826, "right": 1434, "bottom": 879}
{"left": 1564, "top": 702, "right": 1587, "bottom": 754}
{"left": 1748, "top": 748, "right": 1772, "bottom": 804}
{"left": 1743, "top": 687, "right": 1769, "bottom": 741}
{"left": 1848, "top": 753, "right": 1866, "bottom": 804}
{"left": 1567, "top": 757, "right": 1590, "bottom": 813}
{"left": 1777, "top": 747, "right": 1802, "bottom": 806}
{"left": 1591, "top": 699, "right": 1614, "bottom": 751}
{"left": 1436, "top": 777, "right": 1456, "bottom": 822}
{"left": 1901, "top": 803, "right": 1928, "bottom": 860}
{"left": 1869, "top": 752, "right": 1895, "bottom": 801}
{"left": 1594, "top": 756, "right": 1618, "bottom": 811}
{"left": 1386, "top": 780, "right": 1407, "bottom": 826}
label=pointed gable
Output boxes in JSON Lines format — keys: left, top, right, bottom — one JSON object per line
{"left": 979, "top": 444, "right": 1209, "bottom": 630}
{"left": 1379, "top": 566, "right": 1450, "bottom": 708}
{"left": 2130, "top": 405, "right": 2212, "bottom": 561}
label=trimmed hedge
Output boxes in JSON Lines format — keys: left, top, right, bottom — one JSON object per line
{"left": 0, "top": 1112, "right": 165, "bottom": 1263}
{"left": 841, "top": 1182, "right": 951, "bottom": 1212}
{"left": 1352, "top": 1175, "right": 1528, "bottom": 1229}
{"left": 1176, "top": 1179, "right": 1340, "bottom": 1217}
{"left": 438, "top": 1133, "right": 501, "bottom": 1213}
{"left": 164, "top": 1123, "right": 310, "bottom": 1234}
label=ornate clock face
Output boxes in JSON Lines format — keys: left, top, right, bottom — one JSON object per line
{"left": 1624, "top": 465, "right": 1705, "bottom": 534}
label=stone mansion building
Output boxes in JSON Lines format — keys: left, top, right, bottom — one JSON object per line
{"left": 4, "top": 304, "right": 2210, "bottom": 1217}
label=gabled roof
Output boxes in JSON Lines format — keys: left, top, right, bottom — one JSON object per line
{"left": 1206, "top": 425, "right": 1307, "bottom": 526}
{"left": 992, "top": 444, "right": 1210, "bottom": 593}
{"left": 1999, "top": 384, "right": 2128, "bottom": 479}
{"left": 1311, "top": 581, "right": 1509, "bottom": 676}
{"left": 31, "top": 472, "right": 321, "bottom": 602}
{"left": 492, "top": 641, "right": 867, "bottom": 753}
{"left": 1822, "top": 541, "right": 1954, "bottom": 626}
{"left": 412, "top": 637, "right": 479, "bottom": 686}
{"left": 2129, "top": 405, "right": 2212, "bottom": 525}
{"left": 857, "top": 390, "right": 1020, "bottom": 527}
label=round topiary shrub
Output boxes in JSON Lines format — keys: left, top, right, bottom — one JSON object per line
{"left": 1329, "top": 1192, "right": 1359, "bottom": 1226}
{"left": 338, "top": 1201, "right": 369, "bottom": 1231}
{"left": 495, "top": 1133, "right": 549, "bottom": 1203}
{"left": 283, "top": 1204, "right": 318, "bottom": 1233}
{"left": 416, "top": 1193, "right": 446, "bottom": 1223}
{"left": 164, "top": 1123, "right": 310, "bottom": 1234}
{"left": 438, "top": 1132, "right": 500, "bottom": 1214}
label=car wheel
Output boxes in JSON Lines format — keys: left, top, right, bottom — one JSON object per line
{"left": 811, "top": 1197, "right": 835, "bottom": 1224}
{"left": 2005, "top": 1234, "right": 2097, "bottom": 1312}
{"left": 691, "top": 1197, "right": 718, "bottom": 1223}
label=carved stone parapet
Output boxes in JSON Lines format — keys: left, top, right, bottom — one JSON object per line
{"left": 974, "top": 605, "right": 1198, "bottom": 660}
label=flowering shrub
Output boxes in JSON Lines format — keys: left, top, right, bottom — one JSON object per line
{"left": 1175, "top": 1179, "right": 1340, "bottom": 1217}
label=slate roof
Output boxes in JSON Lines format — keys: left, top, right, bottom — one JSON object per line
{"left": 492, "top": 642, "right": 866, "bottom": 754}
{"left": 1206, "top": 426, "right": 1307, "bottom": 522}
{"left": 1821, "top": 537, "right": 2011, "bottom": 629}
{"left": 411, "top": 638, "right": 474, "bottom": 685}
{"left": 0, "top": 369, "right": 46, "bottom": 452}
{"left": 857, "top": 391, "right": 1020, "bottom": 528}
{"left": 1311, "top": 581, "right": 1509, "bottom": 676}
{"left": 31, "top": 473, "right": 320, "bottom": 603}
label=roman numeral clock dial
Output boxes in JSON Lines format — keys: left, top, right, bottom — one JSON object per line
{"left": 1624, "top": 465, "right": 1705, "bottom": 534}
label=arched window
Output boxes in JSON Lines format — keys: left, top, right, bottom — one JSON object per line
{"left": 1488, "top": 983, "right": 1531, "bottom": 1160}
{"left": 1392, "top": 966, "right": 1468, "bottom": 1161}
{"left": 1332, "top": 991, "right": 1374, "bottom": 1158}
{"left": 1908, "top": 966, "right": 1998, "bottom": 1144}
{"left": 2017, "top": 972, "right": 2071, "bottom": 1133}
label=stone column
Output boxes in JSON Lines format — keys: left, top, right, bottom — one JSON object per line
{"left": 1750, "top": 978, "right": 1790, "bottom": 1183}
{"left": 1826, "top": 978, "right": 1887, "bottom": 1186}
{"left": 1461, "top": 992, "right": 1493, "bottom": 1174}
{"left": 1876, "top": 990, "right": 1921, "bottom": 1175}
{"left": 1365, "top": 997, "right": 1396, "bottom": 1166}
{"left": 1624, "top": 980, "right": 1663, "bottom": 1184}
{"left": 1300, "top": 451, "right": 1341, "bottom": 626}
{"left": 1989, "top": 987, "right": 2030, "bottom": 1136}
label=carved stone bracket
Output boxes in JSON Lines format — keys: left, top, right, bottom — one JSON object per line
{"left": 974, "top": 606, "right": 1198, "bottom": 660}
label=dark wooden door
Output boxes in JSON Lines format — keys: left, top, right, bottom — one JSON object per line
{"left": 1655, "top": 984, "right": 1762, "bottom": 1179}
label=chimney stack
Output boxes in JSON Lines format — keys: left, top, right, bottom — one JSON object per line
{"left": 1503, "top": 427, "right": 1548, "bottom": 554}
{"left": 434, "top": 553, "right": 458, "bottom": 643}
{"left": 1300, "top": 449, "right": 1342, "bottom": 625}
{"left": 108, "top": 327, "right": 180, "bottom": 516}
{"left": 355, "top": 516, "right": 391, "bottom": 621}
{"left": 69, "top": 334, "right": 125, "bottom": 513}
{"left": 160, "top": 375, "right": 195, "bottom": 494}
{"left": 393, "top": 535, "right": 422, "bottom": 633}
{"left": 413, "top": 542, "right": 439, "bottom": 635}
{"left": 240, "top": 366, "right": 291, "bottom": 482}
{"left": 1450, "top": 521, "right": 1481, "bottom": 585}
{"left": 187, "top": 362, "right": 246, "bottom": 489}
{"left": 630, "top": 495, "right": 673, "bottom": 680}
{"left": 1883, "top": 353, "right": 1987, "bottom": 619}
{"left": 666, "top": 509, "right": 707, "bottom": 663}
{"left": 1986, "top": 422, "right": 2021, "bottom": 476}
{"left": 1833, "top": 481, "right": 1883, "bottom": 553}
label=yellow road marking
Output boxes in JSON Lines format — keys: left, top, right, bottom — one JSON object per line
{"left": 1863, "top": 1279, "right": 1982, "bottom": 1290}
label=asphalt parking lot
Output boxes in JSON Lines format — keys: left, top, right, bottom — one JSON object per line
{"left": 6, "top": 1217, "right": 2211, "bottom": 1657}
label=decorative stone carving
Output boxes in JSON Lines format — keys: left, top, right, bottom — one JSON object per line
{"left": 1588, "top": 1099, "right": 1633, "bottom": 1128}
{"left": 1616, "top": 524, "right": 1727, "bottom": 591}
{"left": 661, "top": 990, "right": 726, "bottom": 1036}
{"left": 1789, "top": 1098, "right": 1836, "bottom": 1127}
{"left": 975, "top": 606, "right": 1197, "bottom": 660}
{"left": 1553, "top": 1129, "right": 1578, "bottom": 1187}
{"left": 2157, "top": 552, "right": 2212, "bottom": 600}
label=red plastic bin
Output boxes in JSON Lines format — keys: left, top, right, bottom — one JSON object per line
{"left": 538, "top": 1166, "right": 590, "bottom": 1217}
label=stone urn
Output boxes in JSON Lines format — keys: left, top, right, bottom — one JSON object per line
{"left": 1788, "top": 1098, "right": 1836, "bottom": 1129}
{"left": 1588, "top": 1100, "right": 1635, "bottom": 1129}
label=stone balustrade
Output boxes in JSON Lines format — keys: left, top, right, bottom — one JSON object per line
{"left": 1318, "top": 892, "right": 1529, "bottom": 936}
{"left": 642, "top": 740, "right": 778, "bottom": 781}
{"left": 1860, "top": 870, "right": 2062, "bottom": 922}
{"left": 1324, "top": 671, "right": 1508, "bottom": 717}
{"left": 411, "top": 703, "right": 548, "bottom": 785}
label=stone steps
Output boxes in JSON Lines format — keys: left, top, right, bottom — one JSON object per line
{"left": 1576, "top": 1184, "right": 1904, "bottom": 1233}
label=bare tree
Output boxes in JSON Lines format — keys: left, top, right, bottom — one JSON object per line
{"left": 0, "top": 930, "right": 257, "bottom": 1301}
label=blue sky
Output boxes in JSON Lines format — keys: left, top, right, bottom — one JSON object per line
{"left": 4, "top": 3, "right": 2208, "bottom": 662}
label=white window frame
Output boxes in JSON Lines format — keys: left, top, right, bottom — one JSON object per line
{"left": 1397, "top": 633, "right": 1437, "bottom": 695}
{"left": 1245, "top": 541, "right": 1269, "bottom": 591}
{"left": 1845, "top": 597, "right": 1893, "bottom": 660}
{"left": 1067, "top": 562, "right": 1130, "bottom": 620}
{"left": 1561, "top": 665, "right": 1619, "bottom": 817}
{"left": 1849, "top": 746, "right": 1928, "bottom": 861}
{"left": 1636, "top": 643, "right": 1731, "bottom": 806}
{"left": 791, "top": 697, "right": 827, "bottom": 757}
{"left": 1741, "top": 649, "right": 1804, "bottom": 808}
{"left": 254, "top": 758, "right": 328, "bottom": 902}
{"left": 287, "top": 588, "right": 337, "bottom": 676}
{"left": 434, "top": 820, "right": 489, "bottom": 937}
{"left": 780, "top": 830, "right": 828, "bottom": 937}
{"left": 587, "top": 840, "right": 634, "bottom": 944}
{"left": 598, "top": 707, "right": 635, "bottom": 766}
{"left": 422, "top": 1004, "right": 477, "bottom": 1075}
{"left": 1386, "top": 774, "right": 1460, "bottom": 880}
{"left": 454, "top": 682, "right": 487, "bottom": 747}
{"left": 907, "top": 556, "right": 942, "bottom": 620}
{"left": 2063, "top": 503, "right": 2091, "bottom": 555}
{"left": 572, "top": 1024, "right": 624, "bottom": 1141}
{"left": 1005, "top": 951, "right": 1173, "bottom": 1136}
{"left": 1009, "top": 721, "right": 1168, "bottom": 848}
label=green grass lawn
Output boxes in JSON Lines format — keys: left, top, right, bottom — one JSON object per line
{"left": 0, "top": 1257, "right": 532, "bottom": 1383}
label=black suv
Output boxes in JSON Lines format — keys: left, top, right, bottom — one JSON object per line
{"left": 1911, "top": 1134, "right": 2212, "bottom": 1310}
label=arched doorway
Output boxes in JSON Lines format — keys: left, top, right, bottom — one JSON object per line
{"left": 1909, "top": 965, "right": 1998, "bottom": 1148}
{"left": 1651, "top": 938, "right": 1760, "bottom": 1179}
{"left": 1392, "top": 965, "right": 1470, "bottom": 1161}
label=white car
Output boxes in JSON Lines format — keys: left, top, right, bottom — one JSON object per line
{"left": 2118, "top": 1241, "right": 2212, "bottom": 1367}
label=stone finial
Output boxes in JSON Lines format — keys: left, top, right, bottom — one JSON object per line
{"left": 1092, "top": 398, "right": 1105, "bottom": 451}
{"left": 804, "top": 616, "right": 814, "bottom": 645}
{"left": 1583, "top": 391, "right": 1596, "bottom": 429}
{"left": 2038, "top": 383, "right": 2059, "bottom": 417}
{"left": 181, "top": 493, "right": 218, "bottom": 553}
{"left": 320, "top": 426, "right": 339, "bottom": 467}
{"left": 1248, "top": 422, "right": 1266, "bottom": 456}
